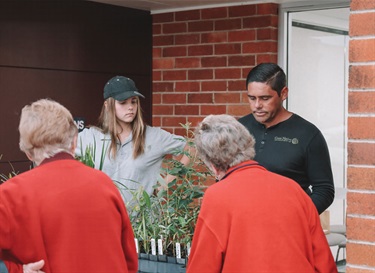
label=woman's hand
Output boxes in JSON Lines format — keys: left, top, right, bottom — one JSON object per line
{"left": 23, "top": 260, "right": 45, "bottom": 273}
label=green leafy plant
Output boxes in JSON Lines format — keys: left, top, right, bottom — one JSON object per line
{"left": 128, "top": 185, "right": 162, "bottom": 254}
{"left": 77, "top": 137, "right": 130, "bottom": 191}
{"left": 75, "top": 123, "right": 211, "bottom": 259}
{"left": 77, "top": 137, "right": 108, "bottom": 171}
{"left": 127, "top": 123, "right": 210, "bottom": 258}
{"left": 0, "top": 155, "right": 19, "bottom": 184}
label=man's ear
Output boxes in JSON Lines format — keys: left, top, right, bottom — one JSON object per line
{"left": 280, "top": 86, "right": 289, "bottom": 101}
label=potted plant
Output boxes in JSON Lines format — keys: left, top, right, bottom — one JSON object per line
{"left": 76, "top": 123, "right": 211, "bottom": 272}
{"left": 127, "top": 123, "right": 210, "bottom": 273}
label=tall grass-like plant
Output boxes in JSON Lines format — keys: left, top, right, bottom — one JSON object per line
{"left": 128, "top": 185, "right": 162, "bottom": 254}
{"left": 128, "top": 123, "right": 210, "bottom": 258}
{"left": 75, "top": 123, "right": 211, "bottom": 259}
{"left": 0, "top": 155, "right": 19, "bottom": 184}
{"left": 77, "top": 137, "right": 108, "bottom": 171}
{"left": 76, "top": 138, "right": 131, "bottom": 191}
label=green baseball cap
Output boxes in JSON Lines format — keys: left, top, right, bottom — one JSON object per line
{"left": 103, "top": 76, "right": 145, "bottom": 101}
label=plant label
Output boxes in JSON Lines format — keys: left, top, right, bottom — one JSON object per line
{"left": 158, "top": 239, "right": 163, "bottom": 255}
{"left": 151, "top": 238, "right": 156, "bottom": 255}
{"left": 176, "top": 242, "right": 181, "bottom": 259}
{"left": 134, "top": 238, "right": 139, "bottom": 253}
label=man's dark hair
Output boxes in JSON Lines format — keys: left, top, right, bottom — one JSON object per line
{"left": 246, "top": 63, "right": 287, "bottom": 96}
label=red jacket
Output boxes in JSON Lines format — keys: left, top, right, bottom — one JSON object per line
{"left": 0, "top": 153, "right": 138, "bottom": 273}
{"left": 187, "top": 161, "right": 337, "bottom": 273}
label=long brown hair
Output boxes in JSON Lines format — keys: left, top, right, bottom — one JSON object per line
{"left": 98, "top": 97, "right": 146, "bottom": 159}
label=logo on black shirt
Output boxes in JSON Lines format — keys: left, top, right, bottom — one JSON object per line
{"left": 274, "top": 136, "right": 299, "bottom": 144}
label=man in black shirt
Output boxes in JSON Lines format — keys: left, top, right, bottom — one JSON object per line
{"left": 238, "top": 63, "right": 334, "bottom": 214}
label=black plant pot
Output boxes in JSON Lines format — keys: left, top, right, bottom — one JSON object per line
{"left": 166, "top": 256, "right": 176, "bottom": 264}
{"left": 149, "top": 254, "right": 158, "bottom": 261}
{"left": 177, "top": 258, "right": 185, "bottom": 265}
{"left": 138, "top": 255, "right": 186, "bottom": 273}
{"left": 158, "top": 255, "right": 167, "bottom": 262}
{"left": 139, "top": 253, "right": 149, "bottom": 260}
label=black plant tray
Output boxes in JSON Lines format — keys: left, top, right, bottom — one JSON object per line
{"left": 138, "top": 255, "right": 186, "bottom": 273}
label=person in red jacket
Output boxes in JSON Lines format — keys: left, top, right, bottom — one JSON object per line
{"left": 0, "top": 99, "right": 138, "bottom": 273}
{"left": 187, "top": 114, "right": 337, "bottom": 273}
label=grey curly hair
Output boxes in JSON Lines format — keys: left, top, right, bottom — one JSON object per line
{"left": 19, "top": 99, "right": 78, "bottom": 165}
{"left": 194, "top": 114, "right": 256, "bottom": 173}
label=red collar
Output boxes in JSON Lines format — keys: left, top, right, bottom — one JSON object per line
{"left": 40, "top": 152, "right": 74, "bottom": 166}
{"left": 218, "top": 160, "right": 261, "bottom": 182}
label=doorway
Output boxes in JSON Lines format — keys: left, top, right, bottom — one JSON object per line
{"left": 279, "top": 3, "right": 350, "bottom": 264}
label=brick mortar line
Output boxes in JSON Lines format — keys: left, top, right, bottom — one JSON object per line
{"left": 347, "top": 164, "right": 375, "bottom": 168}
{"left": 347, "top": 189, "right": 375, "bottom": 194}
{"left": 350, "top": 9, "right": 375, "bottom": 14}
{"left": 348, "top": 89, "right": 375, "bottom": 91}
{"left": 349, "top": 61, "right": 375, "bottom": 65}
{"left": 348, "top": 114, "right": 375, "bottom": 117}
{"left": 347, "top": 139, "right": 375, "bottom": 143}
{"left": 347, "top": 239, "right": 375, "bottom": 245}
{"left": 346, "top": 264, "right": 375, "bottom": 271}
{"left": 350, "top": 35, "right": 375, "bottom": 40}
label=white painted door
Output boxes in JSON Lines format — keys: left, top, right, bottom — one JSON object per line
{"left": 286, "top": 7, "right": 349, "bottom": 226}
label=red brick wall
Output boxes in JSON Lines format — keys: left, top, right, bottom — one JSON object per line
{"left": 347, "top": 0, "right": 375, "bottom": 271}
{"left": 153, "top": 1, "right": 375, "bottom": 269}
{"left": 152, "top": 3, "right": 278, "bottom": 135}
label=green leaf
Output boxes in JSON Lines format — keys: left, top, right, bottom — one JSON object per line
{"left": 142, "top": 190, "right": 151, "bottom": 208}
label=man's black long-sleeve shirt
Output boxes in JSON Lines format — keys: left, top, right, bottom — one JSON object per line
{"left": 238, "top": 113, "right": 334, "bottom": 214}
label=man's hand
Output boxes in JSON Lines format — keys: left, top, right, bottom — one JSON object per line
{"left": 23, "top": 260, "right": 45, "bottom": 273}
